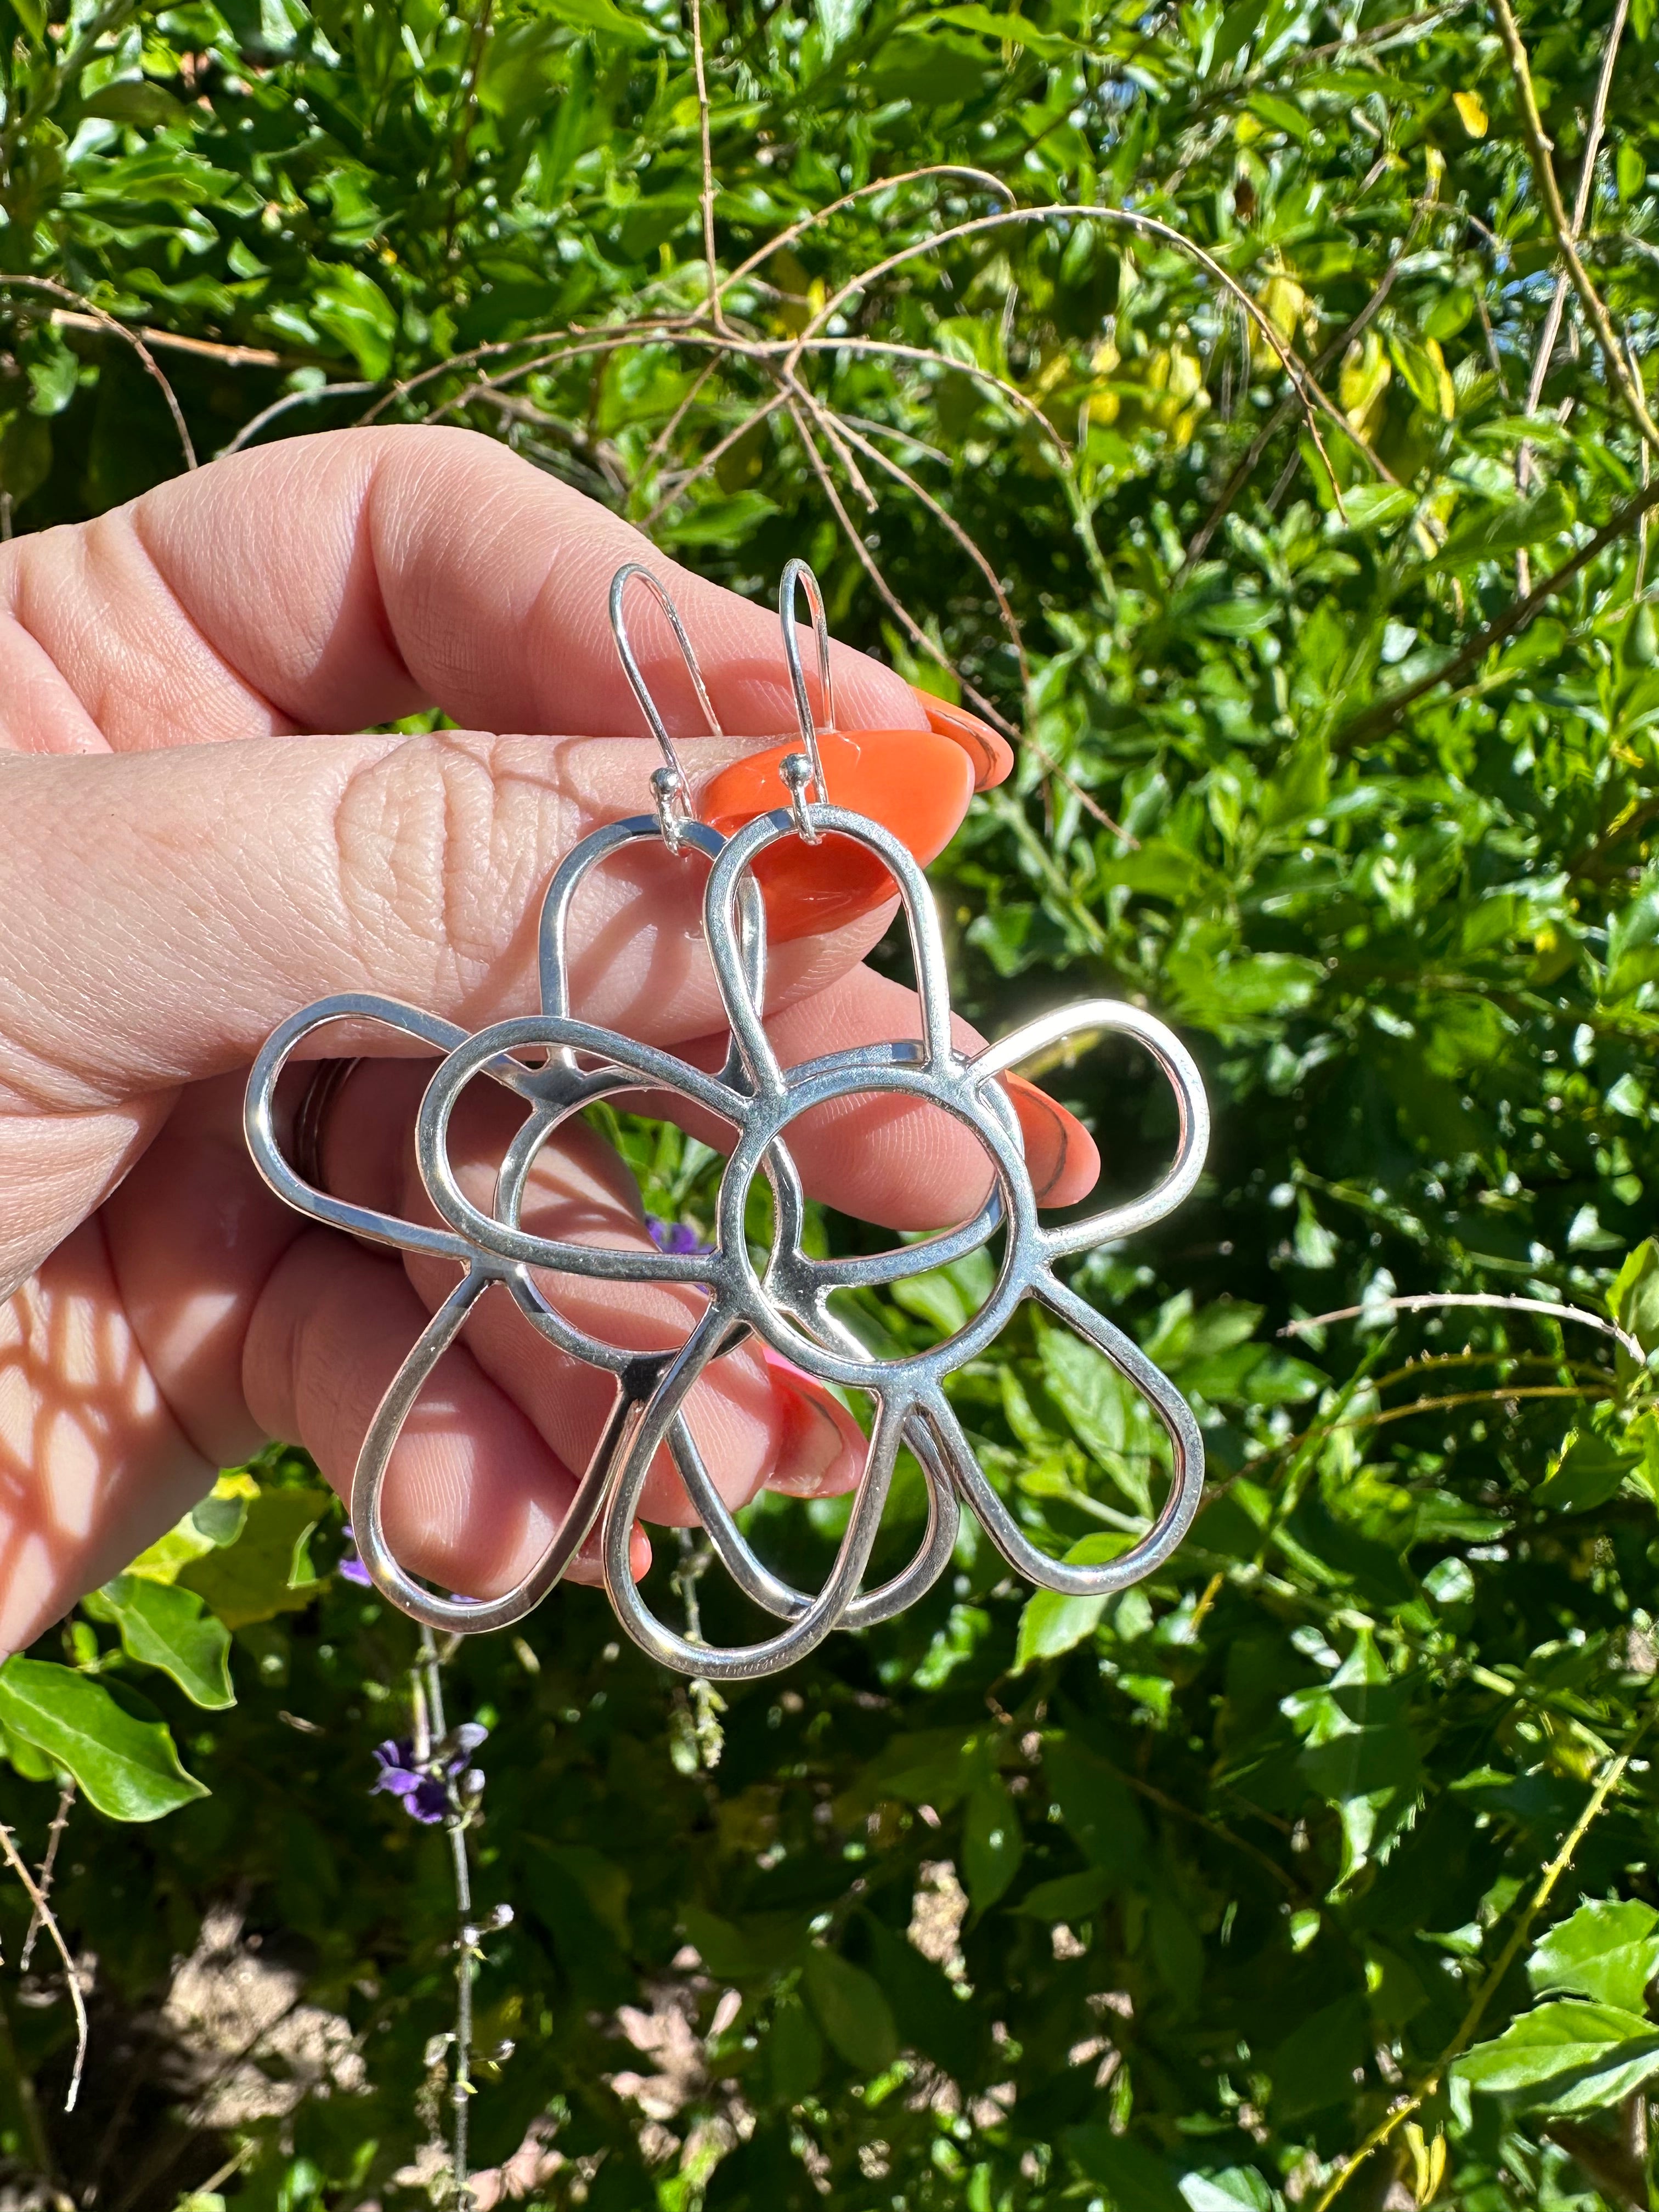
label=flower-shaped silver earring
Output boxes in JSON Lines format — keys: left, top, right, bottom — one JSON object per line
{"left": 246, "top": 561, "right": 1211, "bottom": 1677}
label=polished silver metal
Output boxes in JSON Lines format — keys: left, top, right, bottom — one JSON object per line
{"left": 243, "top": 556, "right": 1213, "bottom": 1678}
{"left": 777, "top": 558, "right": 834, "bottom": 836}
{"left": 610, "top": 561, "right": 722, "bottom": 852}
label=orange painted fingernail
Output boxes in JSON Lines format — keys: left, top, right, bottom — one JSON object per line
{"left": 763, "top": 1348, "right": 862, "bottom": 1497}
{"left": 701, "top": 726, "right": 974, "bottom": 943}
{"left": 1005, "top": 1073, "right": 1101, "bottom": 1207}
{"left": 913, "top": 690, "right": 1016, "bottom": 790}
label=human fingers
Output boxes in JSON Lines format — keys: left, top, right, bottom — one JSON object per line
{"left": 627, "top": 963, "right": 1103, "bottom": 1231}
{"left": 0, "top": 721, "right": 971, "bottom": 1295}
{"left": 1, "top": 424, "right": 927, "bottom": 754}
{"left": 286, "top": 1057, "right": 867, "bottom": 1523}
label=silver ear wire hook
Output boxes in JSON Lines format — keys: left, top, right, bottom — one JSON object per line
{"left": 610, "top": 562, "right": 723, "bottom": 854}
{"left": 777, "top": 557, "right": 834, "bottom": 844}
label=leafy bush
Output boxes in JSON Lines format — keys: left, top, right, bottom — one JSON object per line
{"left": 4, "top": 0, "right": 1659, "bottom": 2208}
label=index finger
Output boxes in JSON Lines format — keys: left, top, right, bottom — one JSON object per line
{"left": 0, "top": 424, "right": 926, "bottom": 754}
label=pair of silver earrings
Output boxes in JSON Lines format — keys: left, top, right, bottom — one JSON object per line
{"left": 244, "top": 562, "right": 1210, "bottom": 1681}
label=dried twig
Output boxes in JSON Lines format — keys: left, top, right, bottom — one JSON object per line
{"left": 1337, "top": 469, "right": 1659, "bottom": 746}
{"left": 1492, "top": 0, "right": 1659, "bottom": 454}
{"left": 219, "top": 380, "right": 377, "bottom": 458}
{"left": 640, "top": 386, "right": 792, "bottom": 531}
{"left": 1184, "top": 221, "right": 1417, "bottom": 569}
{"left": 419, "top": 1627, "right": 476, "bottom": 2211}
{"left": 0, "top": 1817, "right": 87, "bottom": 2111}
{"left": 20, "top": 1782, "right": 75, "bottom": 1973}
{"left": 720, "top": 165, "right": 1016, "bottom": 301}
{"left": 0, "top": 274, "right": 195, "bottom": 469}
{"left": 690, "top": 0, "right": 724, "bottom": 334}
{"left": 816, "top": 399, "right": 1032, "bottom": 691}
{"left": 791, "top": 204, "right": 1383, "bottom": 514}
{"left": 1282, "top": 1291, "right": 1645, "bottom": 1364}
{"left": 49, "top": 311, "right": 292, "bottom": 369}
{"left": 1514, "top": 0, "right": 1630, "bottom": 585}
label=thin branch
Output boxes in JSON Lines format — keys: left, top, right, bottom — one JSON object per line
{"left": 640, "top": 385, "right": 792, "bottom": 531}
{"left": 789, "top": 335, "right": 1073, "bottom": 455}
{"left": 720, "top": 166, "right": 1017, "bottom": 300}
{"left": 815, "top": 398, "right": 1032, "bottom": 691}
{"left": 642, "top": 355, "right": 720, "bottom": 469}
{"left": 219, "top": 380, "right": 377, "bottom": 458}
{"left": 690, "top": 0, "right": 724, "bottom": 333}
{"left": 0, "top": 275, "right": 195, "bottom": 469}
{"left": 1311, "top": 1711, "right": 1654, "bottom": 2212}
{"left": 50, "top": 311, "right": 292, "bottom": 368}
{"left": 20, "top": 1782, "right": 75, "bottom": 1973}
{"left": 788, "top": 396, "right": 1014, "bottom": 733}
{"left": 0, "top": 1819, "right": 87, "bottom": 2111}
{"left": 1520, "top": 0, "right": 1628, "bottom": 426}
{"left": 1338, "top": 469, "right": 1659, "bottom": 746}
{"left": 1515, "top": 0, "right": 1629, "bottom": 555}
{"left": 1283, "top": 1291, "right": 1645, "bottom": 1365}
{"left": 362, "top": 310, "right": 699, "bottom": 425}
{"left": 419, "top": 1627, "right": 476, "bottom": 2212}
{"left": 789, "top": 396, "right": 1128, "bottom": 835}
{"left": 1492, "top": 0, "right": 1659, "bottom": 453}
{"left": 1184, "top": 219, "right": 1416, "bottom": 569}
{"left": 791, "top": 204, "right": 1384, "bottom": 513}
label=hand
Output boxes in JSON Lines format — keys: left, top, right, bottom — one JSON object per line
{"left": 0, "top": 425, "right": 1099, "bottom": 1652}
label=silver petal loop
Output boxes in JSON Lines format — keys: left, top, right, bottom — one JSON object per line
{"left": 242, "top": 573, "right": 1211, "bottom": 1676}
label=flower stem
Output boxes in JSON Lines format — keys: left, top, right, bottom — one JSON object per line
{"left": 420, "top": 1625, "right": 475, "bottom": 2211}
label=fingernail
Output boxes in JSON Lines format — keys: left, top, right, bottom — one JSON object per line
{"left": 913, "top": 690, "right": 1016, "bottom": 791}
{"left": 1005, "top": 1074, "right": 1101, "bottom": 1206}
{"left": 701, "top": 727, "right": 974, "bottom": 943}
{"left": 763, "top": 1350, "right": 861, "bottom": 1497}
{"left": 573, "top": 1519, "right": 651, "bottom": 1585}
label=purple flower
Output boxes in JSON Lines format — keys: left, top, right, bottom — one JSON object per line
{"left": 647, "top": 1214, "right": 710, "bottom": 1256}
{"left": 370, "top": 1722, "right": 489, "bottom": 1825}
{"left": 337, "top": 1525, "right": 373, "bottom": 1587}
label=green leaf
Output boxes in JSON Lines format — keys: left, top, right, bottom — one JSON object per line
{"left": 1013, "top": 1867, "right": 1113, "bottom": 1920}
{"left": 545, "top": 0, "right": 654, "bottom": 40}
{"left": 1, "top": 1718, "right": 58, "bottom": 1784}
{"left": 1268, "top": 1995, "right": 1370, "bottom": 2119}
{"left": 769, "top": 1994, "right": 823, "bottom": 2102}
{"left": 1065, "top": 2129, "right": 1186, "bottom": 2212}
{"left": 177, "top": 1486, "right": 328, "bottom": 1629}
{"left": 91, "top": 1576, "right": 234, "bottom": 1709}
{"left": 802, "top": 1946, "right": 898, "bottom": 2074}
{"left": 1528, "top": 1900, "right": 1659, "bottom": 2011}
{"left": 81, "top": 80, "right": 189, "bottom": 127}
{"left": 1014, "top": 1532, "right": 1134, "bottom": 1669}
{"left": 0, "top": 412, "right": 51, "bottom": 506}
{"left": 125, "top": 1471, "right": 256, "bottom": 1585}
{"left": 1455, "top": 2000, "right": 1659, "bottom": 2113}
{"left": 962, "top": 1773, "right": 1023, "bottom": 1910}
{"left": 1038, "top": 1325, "right": 1152, "bottom": 1513}
{"left": 658, "top": 490, "right": 780, "bottom": 547}
{"left": 1180, "top": 2170, "right": 1278, "bottom": 2212}
{"left": 861, "top": 1911, "right": 979, "bottom": 2078}
{"left": 933, "top": 3, "right": 1070, "bottom": 54}
{"left": 1434, "top": 486, "right": 1573, "bottom": 570}
{"left": 309, "top": 264, "right": 398, "bottom": 381}
{"left": 0, "top": 1659, "right": 206, "bottom": 1822}
{"left": 1611, "top": 1240, "right": 1659, "bottom": 1356}
{"left": 1534, "top": 1432, "right": 1639, "bottom": 1514}
{"left": 1043, "top": 1735, "right": 1149, "bottom": 1880}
